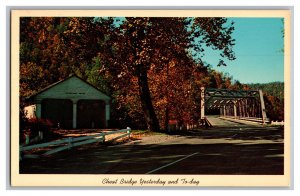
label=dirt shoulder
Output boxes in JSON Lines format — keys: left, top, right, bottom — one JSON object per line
{"left": 128, "top": 134, "right": 181, "bottom": 145}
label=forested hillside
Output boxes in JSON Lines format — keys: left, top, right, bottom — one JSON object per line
{"left": 247, "top": 82, "right": 284, "bottom": 102}
{"left": 247, "top": 82, "right": 284, "bottom": 121}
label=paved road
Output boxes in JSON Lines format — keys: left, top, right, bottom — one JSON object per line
{"left": 20, "top": 116, "right": 284, "bottom": 175}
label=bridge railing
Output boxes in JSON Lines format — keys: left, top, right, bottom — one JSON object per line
{"left": 220, "top": 116, "right": 270, "bottom": 124}
{"left": 20, "top": 128, "right": 131, "bottom": 160}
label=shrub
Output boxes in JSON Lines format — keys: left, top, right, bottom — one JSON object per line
{"left": 26, "top": 118, "right": 54, "bottom": 138}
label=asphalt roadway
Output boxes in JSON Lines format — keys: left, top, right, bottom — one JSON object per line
{"left": 20, "top": 116, "right": 284, "bottom": 175}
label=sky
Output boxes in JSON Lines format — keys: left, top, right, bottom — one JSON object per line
{"left": 110, "top": 17, "right": 284, "bottom": 84}
{"left": 202, "top": 18, "right": 284, "bottom": 84}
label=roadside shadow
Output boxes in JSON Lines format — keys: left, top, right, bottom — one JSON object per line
{"left": 169, "top": 125, "right": 283, "bottom": 142}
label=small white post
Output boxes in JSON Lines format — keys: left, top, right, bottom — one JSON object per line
{"left": 127, "top": 127, "right": 131, "bottom": 139}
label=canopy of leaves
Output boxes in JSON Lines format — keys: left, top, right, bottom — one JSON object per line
{"left": 19, "top": 16, "right": 284, "bottom": 130}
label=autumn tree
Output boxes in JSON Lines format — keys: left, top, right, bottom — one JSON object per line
{"left": 20, "top": 17, "right": 113, "bottom": 97}
{"left": 96, "top": 17, "right": 235, "bottom": 131}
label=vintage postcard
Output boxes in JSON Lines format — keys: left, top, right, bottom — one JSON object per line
{"left": 11, "top": 9, "right": 291, "bottom": 187}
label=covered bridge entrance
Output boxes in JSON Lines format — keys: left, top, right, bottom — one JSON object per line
{"left": 27, "top": 75, "right": 110, "bottom": 129}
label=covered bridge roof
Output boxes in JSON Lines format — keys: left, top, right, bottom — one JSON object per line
{"left": 28, "top": 75, "right": 110, "bottom": 103}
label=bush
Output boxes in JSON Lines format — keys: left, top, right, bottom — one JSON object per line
{"left": 26, "top": 118, "right": 54, "bottom": 138}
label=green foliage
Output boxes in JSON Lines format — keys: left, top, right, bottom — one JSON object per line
{"left": 85, "top": 57, "right": 111, "bottom": 95}
{"left": 247, "top": 82, "right": 284, "bottom": 102}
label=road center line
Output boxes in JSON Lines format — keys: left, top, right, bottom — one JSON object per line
{"left": 146, "top": 152, "right": 199, "bottom": 174}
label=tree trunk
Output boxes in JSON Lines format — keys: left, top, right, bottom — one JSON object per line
{"left": 164, "top": 63, "right": 169, "bottom": 132}
{"left": 164, "top": 107, "right": 169, "bottom": 132}
{"left": 137, "top": 66, "right": 160, "bottom": 132}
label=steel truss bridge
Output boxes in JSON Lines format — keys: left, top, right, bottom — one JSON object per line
{"left": 200, "top": 87, "right": 269, "bottom": 124}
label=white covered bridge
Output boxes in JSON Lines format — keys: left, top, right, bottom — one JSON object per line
{"left": 25, "top": 75, "right": 111, "bottom": 129}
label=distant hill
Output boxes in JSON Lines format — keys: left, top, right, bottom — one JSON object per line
{"left": 247, "top": 82, "right": 284, "bottom": 102}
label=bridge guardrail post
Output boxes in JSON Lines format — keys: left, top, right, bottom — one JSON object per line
{"left": 127, "top": 127, "right": 131, "bottom": 139}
